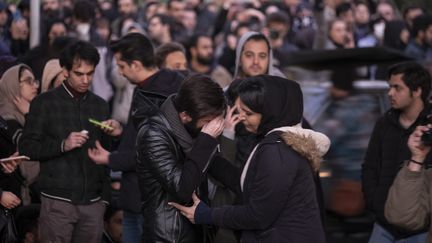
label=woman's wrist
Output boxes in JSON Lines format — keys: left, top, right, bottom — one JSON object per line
{"left": 194, "top": 202, "right": 213, "bottom": 225}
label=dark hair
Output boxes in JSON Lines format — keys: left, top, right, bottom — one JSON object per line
{"left": 19, "top": 65, "right": 32, "bottom": 78}
{"left": 73, "top": 0, "right": 95, "bottom": 22}
{"left": 43, "top": 19, "right": 68, "bottom": 44}
{"left": 187, "top": 33, "right": 212, "bottom": 60}
{"left": 234, "top": 22, "right": 250, "bottom": 37}
{"left": 189, "top": 33, "right": 211, "bottom": 49}
{"left": 226, "top": 78, "right": 244, "bottom": 106}
{"left": 266, "top": 11, "right": 290, "bottom": 26}
{"left": 150, "top": 13, "right": 174, "bottom": 27}
{"left": 383, "top": 20, "right": 407, "bottom": 50}
{"left": 387, "top": 61, "right": 432, "bottom": 102}
{"left": 174, "top": 74, "right": 225, "bottom": 120}
{"left": 402, "top": 5, "right": 425, "bottom": 20}
{"left": 411, "top": 14, "right": 432, "bottom": 38}
{"left": 244, "top": 33, "right": 270, "bottom": 51}
{"left": 336, "top": 2, "right": 353, "bottom": 17}
{"left": 109, "top": 32, "right": 155, "bottom": 68}
{"left": 154, "top": 42, "right": 186, "bottom": 68}
{"left": 167, "top": 0, "right": 183, "bottom": 10}
{"left": 237, "top": 78, "right": 265, "bottom": 114}
{"left": 59, "top": 40, "right": 100, "bottom": 71}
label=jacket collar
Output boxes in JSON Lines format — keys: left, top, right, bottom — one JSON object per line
{"left": 160, "top": 95, "right": 194, "bottom": 152}
{"left": 61, "top": 81, "right": 88, "bottom": 100}
{"left": 386, "top": 103, "right": 432, "bottom": 129}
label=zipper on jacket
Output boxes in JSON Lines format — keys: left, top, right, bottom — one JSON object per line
{"left": 173, "top": 210, "right": 179, "bottom": 243}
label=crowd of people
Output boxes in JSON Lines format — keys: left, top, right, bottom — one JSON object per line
{"left": 0, "top": 0, "right": 431, "bottom": 243}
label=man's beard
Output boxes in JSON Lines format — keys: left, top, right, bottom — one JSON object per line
{"left": 184, "top": 119, "right": 201, "bottom": 138}
{"left": 197, "top": 55, "right": 213, "bottom": 66}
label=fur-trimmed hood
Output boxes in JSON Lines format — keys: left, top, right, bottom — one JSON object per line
{"left": 270, "top": 125, "right": 331, "bottom": 171}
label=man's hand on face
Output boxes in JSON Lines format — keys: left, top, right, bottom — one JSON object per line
{"left": 201, "top": 115, "right": 225, "bottom": 138}
{"left": 63, "top": 132, "right": 89, "bottom": 152}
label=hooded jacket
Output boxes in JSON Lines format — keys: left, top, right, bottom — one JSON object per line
{"left": 234, "top": 31, "right": 285, "bottom": 79}
{"left": 201, "top": 75, "right": 329, "bottom": 243}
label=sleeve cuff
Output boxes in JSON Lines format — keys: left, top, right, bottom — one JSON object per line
{"left": 61, "top": 140, "right": 65, "bottom": 153}
{"left": 195, "top": 201, "right": 213, "bottom": 225}
{"left": 188, "top": 133, "right": 219, "bottom": 172}
{"left": 402, "top": 166, "right": 424, "bottom": 180}
{"left": 222, "top": 129, "right": 235, "bottom": 140}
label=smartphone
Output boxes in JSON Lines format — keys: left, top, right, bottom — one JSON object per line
{"left": 88, "top": 118, "right": 113, "bottom": 130}
{"left": 0, "top": 155, "right": 30, "bottom": 162}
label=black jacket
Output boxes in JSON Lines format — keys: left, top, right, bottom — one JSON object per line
{"left": 209, "top": 131, "right": 326, "bottom": 243}
{"left": 362, "top": 106, "right": 432, "bottom": 238}
{"left": 135, "top": 96, "right": 219, "bottom": 243}
{"left": 0, "top": 118, "right": 24, "bottom": 200}
{"left": 108, "top": 69, "right": 183, "bottom": 213}
{"left": 19, "top": 84, "right": 111, "bottom": 204}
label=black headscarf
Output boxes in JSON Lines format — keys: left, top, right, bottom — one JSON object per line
{"left": 250, "top": 75, "right": 303, "bottom": 136}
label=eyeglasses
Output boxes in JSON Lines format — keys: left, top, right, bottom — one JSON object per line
{"left": 20, "top": 77, "right": 40, "bottom": 87}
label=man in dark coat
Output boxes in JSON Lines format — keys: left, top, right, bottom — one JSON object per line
{"left": 362, "top": 61, "right": 432, "bottom": 242}
{"left": 19, "top": 40, "right": 114, "bottom": 242}
{"left": 134, "top": 74, "right": 226, "bottom": 242}
{"left": 87, "top": 32, "right": 184, "bottom": 243}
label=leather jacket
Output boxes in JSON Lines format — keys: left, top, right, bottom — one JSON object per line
{"left": 135, "top": 96, "right": 219, "bottom": 243}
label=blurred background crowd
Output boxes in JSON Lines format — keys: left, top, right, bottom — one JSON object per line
{"left": 0, "top": 0, "right": 432, "bottom": 242}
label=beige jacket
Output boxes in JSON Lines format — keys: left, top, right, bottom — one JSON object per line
{"left": 385, "top": 165, "right": 432, "bottom": 242}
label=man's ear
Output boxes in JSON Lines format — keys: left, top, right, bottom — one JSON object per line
{"left": 61, "top": 67, "right": 69, "bottom": 79}
{"left": 131, "top": 60, "right": 142, "bottom": 71}
{"left": 413, "top": 87, "right": 422, "bottom": 99}
{"left": 179, "top": 111, "right": 192, "bottom": 124}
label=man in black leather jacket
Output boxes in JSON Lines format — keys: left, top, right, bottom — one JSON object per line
{"left": 87, "top": 33, "right": 184, "bottom": 243}
{"left": 134, "top": 74, "right": 226, "bottom": 242}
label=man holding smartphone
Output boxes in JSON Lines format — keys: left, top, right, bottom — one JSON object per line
{"left": 19, "top": 40, "right": 116, "bottom": 243}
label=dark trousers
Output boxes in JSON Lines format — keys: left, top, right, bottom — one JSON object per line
{"left": 39, "top": 197, "right": 106, "bottom": 243}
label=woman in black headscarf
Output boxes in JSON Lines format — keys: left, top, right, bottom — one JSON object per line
{"left": 170, "top": 75, "right": 330, "bottom": 243}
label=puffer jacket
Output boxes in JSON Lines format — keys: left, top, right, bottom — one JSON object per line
{"left": 135, "top": 96, "right": 219, "bottom": 243}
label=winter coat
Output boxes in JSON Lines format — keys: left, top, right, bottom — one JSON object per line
{"left": 135, "top": 96, "right": 219, "bottom": 243}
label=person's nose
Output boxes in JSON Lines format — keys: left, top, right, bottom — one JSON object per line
{"left": 253, "top": 56, "right": 259, "bottom": 65}
{"left": 82, "top": 75, "right": 90, "bottom": 84}
{"left": 238, "top": 111, "right": 246, "bottom": 121}
{"left": 387, "top": 88, "right": 393, "bottom": 97}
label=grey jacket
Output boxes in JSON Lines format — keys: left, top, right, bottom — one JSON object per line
{"left": 385, "top": 166, "right": 432, "bottom": 243}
